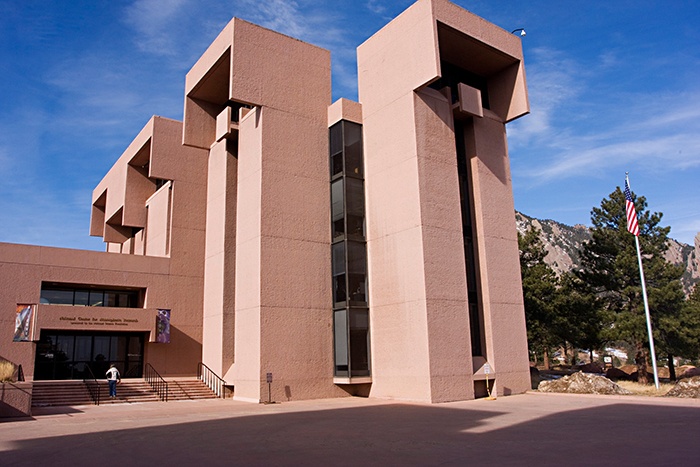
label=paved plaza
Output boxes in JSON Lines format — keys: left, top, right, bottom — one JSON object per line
{"left": 1, "top": 392, "right": 699, "bottom": 466}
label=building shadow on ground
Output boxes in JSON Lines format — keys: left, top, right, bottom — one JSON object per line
{"left": 1, "top": 401, "right": 698, "bottom": 465}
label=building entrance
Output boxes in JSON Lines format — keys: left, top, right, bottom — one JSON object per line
{"left": 34, "top": 331, "right": 145, "bottom": 380}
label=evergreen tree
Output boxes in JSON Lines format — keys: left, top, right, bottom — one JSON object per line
{"left": 578, "top": 187, "right": 684, "bottom": 383}
{"left": 649, "top": 261, "right": 687, "bottom": 380}
{"left": 518, "top": 227, "right": 560, "bottom": 368}
{"left": 672, "top": 285, "right": 700, "bottom": 368}
{"left": 555, "top": 271, "right": 603, "bottom": 364}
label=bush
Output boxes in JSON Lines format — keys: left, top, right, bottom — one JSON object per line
{"left": 0, "top": 360, "right": 16, "bottom": 382}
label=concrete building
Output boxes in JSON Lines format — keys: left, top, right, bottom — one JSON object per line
{"left": 0, "top": 0, "right": 530, "bottom": 403}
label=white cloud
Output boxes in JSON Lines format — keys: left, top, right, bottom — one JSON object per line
{"left": 366, "top": 0, "right": 387, "bottom": 15}
{"left": 509, "top": 44, "right": 700, "bottom": 186}
{"left": 525, "top": 132, "right": 700, "bottom": 182}
{"left": 508, "top": 47, "right": 582, "bottom": 146}
{"left": 668, "top": 217, "right": 700, "bottom": 246}
{"left": 237, "top": 0, "right": 348, "bottom": 49}
{"left": 123, "top": 0, "right": 191, "bottom": 56}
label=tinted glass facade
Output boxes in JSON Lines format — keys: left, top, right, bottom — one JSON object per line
{"left": 34, "top": 331, "right": 145, "bottom": 380}
{"left": 40, "top": 283, "right": 142, "bottom": 308}
{"left": 330, "top": 120, "right": 370, "bottom": 377}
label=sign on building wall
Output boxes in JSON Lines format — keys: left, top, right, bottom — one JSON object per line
{"left": 13, "top": 304, "right": 36, "bottom": 342}
{"left": 156, "top": 309, "right": 171, "bottom": 343}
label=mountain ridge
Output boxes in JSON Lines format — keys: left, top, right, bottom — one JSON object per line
{"left": 515, "top": 211, "right": 700, "bottom": 296}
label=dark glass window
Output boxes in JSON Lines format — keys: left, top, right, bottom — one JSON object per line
{"left": 344, "top": 122, "right": 363, "bottom": 177}
{"left": 74, "top": 291, "right": 89, "bottom": 306}
{"left": 34, "top": 331, "right": 145, "bottom": 380}
{"left": 330, "top": 123, "right": 343, "bottom": 177}
{"left": 332, "top": 243, "right": 347, "bottom": 305}
{"left": 331, "top": 180, "right": 344, "bottom": 240}
{"left": 89, "top": 291, "right": 104, "bottom": 307}
{"left": 347, "top": 242, "right": 367, "bottom": 274}
{"left": 42, "top": 289, "right": 74, "bottom": 305}
{"left": 330, "top": 123, "right": 343, "bottom": 156}
{"left": 329, "top": 119, "right": 371, "bottom": 378}
{"left": 349, "top": 309, "right": 370, "bottom": 376}
{"left": 348, "top": 275, "right": 366, "bottom": 303}
{"left": 345, "top": 178, "right": 365, "bottom": 238}
{"left": 455, "top": 120, "right": 485, "bottom": 357}
{"left": 334, "top": 309, "right": 349, "bottom": 374}
{"left": 40, "top": 283, "right": 141, "bottom": 308}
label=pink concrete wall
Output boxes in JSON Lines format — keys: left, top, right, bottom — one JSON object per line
{"left": 0, "top": 243, "right": 169, "bottom": 379}
{"left": 414, "top": 87, "right": 474, "bottom": 402}
{"left": 230, "top": 106, "right": 262, "bottom": 400}
{"left": 463, "top": 113, "right": 531, "bottom": 395}
{"left": 202, "top": 138, "right": 237, "bottom": 377}
{"left": 1, "top": 0, "right": 531, "bottom": 401}
{"left": 328, "top": 98, "right": 363, "bottom": 126}
{"left": 359, "top": 0, "right": 530, "bottom": 401}
{"left": 146, "top": 118, "right": 208, "bottom": 376}
{"left": 145, "top": 183, "right": 171, "bottom": 257}
{"left": 5, "top": 116, "right": 213, "bottom": 379}
{"left": 183, "top": 20, "right": 349, "bottom": 402}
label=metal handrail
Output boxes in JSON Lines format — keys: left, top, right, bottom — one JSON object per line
{"left": 197, "top": 362, "right": 227, "bottom": 398}
{"left": 83, "top": 364, "right": 101, "bottom": 406}
{"left": 145, "top": 363, "right": 168, "bottom": 401}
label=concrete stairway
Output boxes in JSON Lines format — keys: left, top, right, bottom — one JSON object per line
{"left": 32, "top": 380, "right": 160, "bottom": 407}
{"left": 32, "top": 380, "right": 95, "bottom": 407}
{"left": 31, "top": 378, "right": 221, "bottom": 407}
{"left": 166, "top": 379, "right": 220, "bottom": 401}
{"left": 102, "top": 380, "right": 161, "bottom": 404}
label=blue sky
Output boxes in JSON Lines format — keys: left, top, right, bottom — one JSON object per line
{"left": 1, "top": 0, "right": 699, "bottom": 250}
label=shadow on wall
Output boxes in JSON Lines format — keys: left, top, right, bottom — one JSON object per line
{"left": 147, "top": 326, "right": 202, "bottom": 376}
{"left": 0, "top": 382, "right": 32, "bottom": 418}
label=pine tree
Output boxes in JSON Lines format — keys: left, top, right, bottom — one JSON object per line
{"left": 671, "top": 285, "right": 700, "bottom": 369}
{"left": 579, "top": 187, "right": 684, "bottom": 384}
{"left": 555, "top": 271, "right": 603, "bottom": 364}
{"left": 518, "top": 227, "right": 560, "bottom": 368}
{"left": 649, "top": 260, "right": 687, "bottom": 380}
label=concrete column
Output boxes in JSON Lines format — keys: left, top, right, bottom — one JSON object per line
{"left": 201, "top": 138, "right": 237, "bottom": 377}
{"left": 463, "top": 114, "right": 531, "bottom": 396}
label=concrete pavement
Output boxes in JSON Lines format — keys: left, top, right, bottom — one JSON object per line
{"left": 1, "top": 392, "right": 699, "bottom": 466}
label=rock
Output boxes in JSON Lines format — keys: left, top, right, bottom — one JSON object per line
{"left": 538, "top": 371, "right": 632, "bottom": 395}
{"left": 579, "top": 362, "right": 605, "bottom": 374}
{"left": 605, "top": 367, "right": 634, "bottom": 381}
{"left": 679, "top": 366, "right": 700, "bottom": 379}
{"left": 665, "top": 376, "right": 700, "bottom": 398}
{"left": 630, "top": 370, "right": 655, "bottom": 382}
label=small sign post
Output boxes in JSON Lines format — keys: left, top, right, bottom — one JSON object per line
{"left": 266, "top": 372, "right": 273, "bottom": 404}
{"left": 483, "top": 363, "right": 495, "bottom": 400}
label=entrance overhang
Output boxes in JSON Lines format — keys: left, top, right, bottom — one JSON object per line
{"left": 34, "top": 305, "right": 158, "bottom": 341}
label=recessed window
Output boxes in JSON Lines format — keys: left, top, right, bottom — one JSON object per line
{"left": 40, "top": 283, "right": 142, "bottom": 308}
{"left": 329, "top": 120, "right": 371, "bottom": 378}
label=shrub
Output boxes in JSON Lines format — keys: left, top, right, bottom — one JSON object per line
{"left": 0, "top": 360, "right": 16, "bottom": 382}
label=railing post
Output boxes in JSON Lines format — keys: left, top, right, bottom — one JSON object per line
{"left": 197, "top": 362, "right": 227, "bottom": 398}
{"left": 144, "top": 363, "right": 168, "bottom": 402}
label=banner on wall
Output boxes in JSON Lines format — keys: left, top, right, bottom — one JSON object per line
{"left": 156, "top": 309, "right": 171, "bottom": 343}
{"left": 13, "top": 304, "right": 36, "bottom": 342}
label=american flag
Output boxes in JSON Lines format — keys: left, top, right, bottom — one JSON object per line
{"left": 624, "top": 179, "right": 639, "bottom": 236}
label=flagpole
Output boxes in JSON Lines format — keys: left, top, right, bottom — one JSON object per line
{"left": 626, "top": 174, "right": 660, "bottom": 389}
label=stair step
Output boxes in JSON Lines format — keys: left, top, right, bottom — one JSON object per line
{"left": 31, "top": 378, "right": 222, "bottom": 406}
